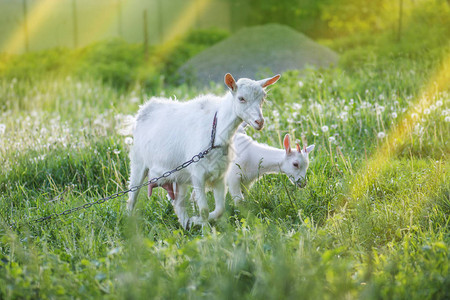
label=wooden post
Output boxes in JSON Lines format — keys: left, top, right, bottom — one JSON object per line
{"left": 157, "top": 0, "right": 163, "bottom": 43}
{"left": 72, "top": 0, "right": 78, "bottom": 48}
{"left": 22, "top": 0, "right": 29, "bottom": 52}
{"left": 118, "top": 0, "right": 123, "bottom": 38}
{"left": 397, "top": 0, "right": 403, "bottom": 42}
{"left": 143, "top": 9, "right": 149, "bottom": 61}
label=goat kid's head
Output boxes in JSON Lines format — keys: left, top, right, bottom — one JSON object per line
{"left": 280, "top": 134, "right": 315, "bottom": 188}
{"left": 224, "top": 73, "right": 280, "bottom": 131}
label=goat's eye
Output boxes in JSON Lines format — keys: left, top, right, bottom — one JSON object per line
{"left": 238, "top": 97, "right": 246, "bottom": 103}
{"left": 293, "top": 162, "right": 299, "bottom": 168}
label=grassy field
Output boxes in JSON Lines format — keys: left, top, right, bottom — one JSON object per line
{"left": 1, "top": 39, "right": 450, "bottom": 298}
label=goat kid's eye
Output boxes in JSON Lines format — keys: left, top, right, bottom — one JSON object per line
{"left": 238, "top": 97, "right": 246, "bottom": 103}
{"left": 293, "top": 162, "right": 299, "bottom": 168}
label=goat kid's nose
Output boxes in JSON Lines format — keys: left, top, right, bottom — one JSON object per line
{"left": 255, "top": 119, "right": 264, "bottom": 127}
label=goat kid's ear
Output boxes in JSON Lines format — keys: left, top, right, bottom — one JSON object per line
{"left": 260, "top": 74, "right": 281, "bottom": 88}
{"left": 224, "top": 73, "right": 237, "bottom": 92}
{"left": 283, "top": 134, "right": 291, "bottom": 154}
{"left": 303, "top": 144, "right": 315, "bottom": 154}
{"left": 296, "top": 143, "right": 301, "bottom": 152}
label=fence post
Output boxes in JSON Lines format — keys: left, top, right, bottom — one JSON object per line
{"left": 118, "top": 0, "right": 123, "bottom": 38}
{"left": 22, "top": 0, "right": 29, "bottom": 52}
{"left": 72, "top": 0, "right": 78, "bottom": 48}
{"left": 397, "top": 0, "right": 403, "bottom": 42}
{"left": 157, "top": 0, "right": 163, "bottom": 43}
{"left": 143, "top": 9, "right": 149, "bottom": 61}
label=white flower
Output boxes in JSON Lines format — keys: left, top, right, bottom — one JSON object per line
{"left": 328, "top": 136, "right": 336, "bottom": 143}
{"left": 124, "top": 137, "right": 133, "bottom": 145}
{"left": 272, "top": 110, "right": 280, "bottom": 117}
{"left": 436, "top": 100, "right": 443, "bottom": 107}
{"left": 331, "top": 124, "right": 338, "bottom": 129}
{"left": 411, "top": 113, "right": 419, "bottom": 119}
{"left": 113, "top": 149, "right": 121, "bottom": 155}
{"left": 0, "top": 124, "right": 5, "bottom": 135}
{"left": 429, "top": 104, "right": 436, "bottom": 111}
{"left": 298, "top": 81, "right": 304, "bottom": 87}
{"left": 445, "top": 116, "right": 450, "bottom": 123}
{"left": 391, "top": 112, "right": 398, "bottom": 119}
{"left": 293, "top": 103, "right": 302, "bottom": 110}
{"left": 424, "top": 108, "right": 430, "bottom": 115}
{"left": 321, "top": 125, "right": 329, "bottom": 133}
{"left": 377, "top": 132, "right": 386, "bottom": 139}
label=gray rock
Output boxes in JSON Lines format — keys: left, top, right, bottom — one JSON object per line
{"left": 178, "top": 24, "right": 338, "bottom": 86}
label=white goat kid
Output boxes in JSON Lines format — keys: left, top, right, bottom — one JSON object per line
{"left": 227, "top": 132, "right": 315, "bottom": 204}
{"left": 127, "top": 73, "right": 280, "bottom": 228}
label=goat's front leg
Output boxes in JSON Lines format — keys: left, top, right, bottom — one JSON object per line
{"left": 190, "top": 177, "right": 209, "bottom": 226}
{"left": 172, "top": 184, "right": 191, "bottom": 229}
{"left": 209, "top": 180, "right": 225, "bottom": 220}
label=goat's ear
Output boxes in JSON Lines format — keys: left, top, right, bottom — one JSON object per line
{"left": 260, "top": 74, "right": 281, "bottom": 88}
{"left": 224, "top": 73, "right": 237, "bottom": 92}
{"left": 303, "top": 144, "right": 315, "bottom": 154}
{"left": 296, "top": 143, "right": 301, "bottom": 152}
{"left": 283, "top": 134, "right": 291, "bottom": 154}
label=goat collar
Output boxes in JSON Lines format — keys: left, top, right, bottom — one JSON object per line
{"left": 211, "top": 111, "right": 221, "bottom": 149}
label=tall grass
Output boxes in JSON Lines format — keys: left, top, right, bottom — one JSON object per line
{"left": 0, "top": 51, "right": 449, "bottom": 298}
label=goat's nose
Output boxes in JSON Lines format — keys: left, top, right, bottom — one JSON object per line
{"left": 255, "top": 119, "right": 264, "bottom": 127}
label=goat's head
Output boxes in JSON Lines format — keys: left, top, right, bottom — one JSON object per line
{"left": 279, "top": 134, "right": 315, "bottom": 188}
{"left": 224, "top": 73, "right": 280, "bottom": 131}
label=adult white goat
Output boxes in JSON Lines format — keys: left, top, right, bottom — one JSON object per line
{"left": 127, "top": 73, "right": 280, "bottom": 228}
{"left": 227, "top": 130, "right": 315, "bottom": 204}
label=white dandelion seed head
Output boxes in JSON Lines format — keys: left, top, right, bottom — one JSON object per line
{"left": 124, "top": 137, "right": 133, "bottom": 145}
{"left": 429, "top": 104, "right": 436, "bottom": 111}
{"left": 391, "top": 112, "right": 398, "bottom": 119}
{"left": 113, "top": 149, "right": 121, "bottom": 155}
{"left": 377, "top": 132, "right": 386, "bottom": 139}
{"left": 298, "top": 81, "right": 304, "bottom": 87}
{"left": 272, "top": 110, "right": 280, "bottom": 117}
{"left": 328, "top": 136, "right": 336, "bottom": 143}
{"left": 445, "top": 116, "right": 450, "bottom": 123}
{"left": 411, "top": 113, "right": 419, "bottom": 119}
{"left": 424, "top": 108, "right": 431, "bottom": 115}
{"left": 321, "top": 125, "right": 329, "bottom": 133}
{"left": 0, "top": 124, "right": 5, "bottom": 135}
{"left": 436, "top": 100, "right": 443, "bottom": 107}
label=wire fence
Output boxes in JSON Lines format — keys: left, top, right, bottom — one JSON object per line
{"left": 0, "top": 0, "right": 241, "bottom": 53}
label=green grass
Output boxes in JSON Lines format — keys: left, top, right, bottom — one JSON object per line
{"left": 1, "top": 47, "right": 449, "bottom": 299}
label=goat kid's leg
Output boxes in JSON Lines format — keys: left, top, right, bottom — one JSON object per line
{"left": 209, "top": 181, "right": 225, "bottom": 220}
{"left": 190, "top": 177, "right": 209, "bottom": 226}
{"left": 228, "top": 177, "right": 245, "bottom": 206}
{"left": 127, "top": 161, "right": 148, "bottom": 212}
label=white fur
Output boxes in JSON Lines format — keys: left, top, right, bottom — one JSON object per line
{"left": 227, "top": 130, "right": 315, "bottom": 204}
{"left": 127, "top": 73, "right": 280, "bottom": 229}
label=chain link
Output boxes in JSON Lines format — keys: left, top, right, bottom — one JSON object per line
{"left": 9, "top": 112, "right": 219, "bottom": 230}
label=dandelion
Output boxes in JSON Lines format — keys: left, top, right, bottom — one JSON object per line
{"left": 429, "top": 104, "right": 436, "bottom": 111}
{"left": 113, "top": 149, "right": 121, "bottom": 155}
{"left": 321, "top": 125, "right": 329, "bottom": 133}
{"left": 424, "top": 108, "right": 430, "bottom": 115}
{"left": 328, "top": 136, "right": 336, "bottom": 143}
{"left": 293, "top": 103, "right": 302, "bottom": 110}
{"left": 287, "top": 118, "right": 294, "bottom": 124}
{"left": 298, "top": 81, "right": 304, "bottom": 87}
{"left": 272, "top": 110, "right": 280, "bottom": 117}
{"left": 436, "top": 100, "right": 443, "bottom": 107}
{"left": 331, "top": 124, "right": 338, "bottom": 130}
{"left": 411, "top": 113, "right": 419, "bottom": 119}
{"left": 125, "top": 137, "right": 133, "bottom": 145}
{"left": 377, "top": 132, "right": 386, "bottom": 139}
{"left": 0, "top": 124, "right": 5, "bottom": 135}
{"left": 442, "top": 110, "right": 448, "bottom": 116}
{"left": 391, "top": 112, "right": 398, "bottom": 119}
{"left": 445, "top": 116, "right": 450, "bottom": 123}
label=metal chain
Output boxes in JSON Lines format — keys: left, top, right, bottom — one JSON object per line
{"left": 9, "top": 112, "right": 219, "bottom": 230}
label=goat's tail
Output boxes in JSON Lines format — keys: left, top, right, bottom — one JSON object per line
{"left": 118, "top": 114, "right": 136, "bottom": 136}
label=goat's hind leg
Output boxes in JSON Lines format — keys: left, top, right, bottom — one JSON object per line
{"left": 209, "top": 180, "right": 225, "bottom": 220}
{"left": 127, "top": 159, "right": 148, "bottom": 212}
{"left": 172, "top": 184, "right": 191, "bottom": 229}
